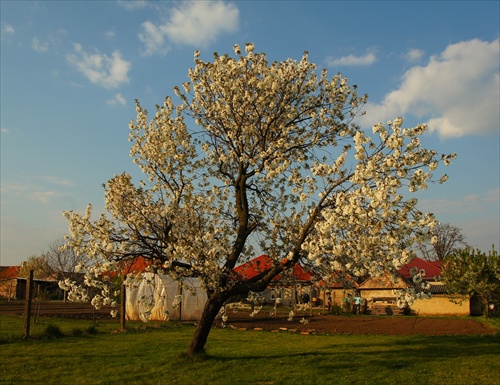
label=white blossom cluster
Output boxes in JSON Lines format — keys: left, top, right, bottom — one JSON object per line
{"left": 61, "top": 44, "right": 455, "bottom": 318}
{"left": 218, "top": 306, "right": 229, "bottom": 327}
{"left": 58, "top": 259, "right": 119, "bottom": 314}
{"left": 246, "top": 291, "right": 265, "bottom": 304}
{"left": 171, "top": 295, "right": 183, "bottom": 309}
{"left": 249, "top": 307, "right": 262, "bottom": 318}
{"left": 393, "top": 266, "right": 432, "bottom": 308}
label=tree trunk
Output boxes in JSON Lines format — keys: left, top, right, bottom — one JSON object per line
{"left": 483, "top": 298, "right": 489, "bottom": 318}
{"left": 187, "top": 292, "right": 226, "bottom": 356}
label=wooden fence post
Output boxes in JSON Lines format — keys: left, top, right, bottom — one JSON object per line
{"left": 120, "top": 283, "right": 126, "bottom": 331}
{"left": 309, "top": 286, "right": 313, "bottom": 316}
{"left": 23, "top": 270, "right": 34, "bottom": 339}
{"left": 178, "top": 283, "right": 183, "bottom": 321}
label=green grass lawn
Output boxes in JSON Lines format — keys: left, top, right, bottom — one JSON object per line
{"left": 1, "top": 315, "right": 499, "bottom": 385}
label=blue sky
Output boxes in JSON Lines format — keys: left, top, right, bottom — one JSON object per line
{"left": 1, "top": 1, "right": 499, "bottom": 266}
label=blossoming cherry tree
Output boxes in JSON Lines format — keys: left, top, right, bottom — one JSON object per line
{"left": 63, "top": 44, "right": 455, "bottom": 356}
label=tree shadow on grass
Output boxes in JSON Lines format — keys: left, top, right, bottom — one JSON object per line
{"left": 201, "top": 334, "right": 499, "bottom": 370}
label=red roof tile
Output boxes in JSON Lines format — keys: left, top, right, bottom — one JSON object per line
{"left": 121, "top": 257, "right": 152, "bottom": 275}
{"left": 233, "top": 255, "right": 316, "bottom": 282}
{"left": 0, "top": 266, "right": 21, "bottom": 279}
{"left": 398, "top": 257, "right": 441, "bottom": 280}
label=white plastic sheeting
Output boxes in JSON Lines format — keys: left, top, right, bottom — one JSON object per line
{"left": 126, "top": 273, "right": 207, "bottom": 321}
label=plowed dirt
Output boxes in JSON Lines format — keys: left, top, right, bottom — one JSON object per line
{"left": 221, "top": 310, "right": 496, "bottom": 335}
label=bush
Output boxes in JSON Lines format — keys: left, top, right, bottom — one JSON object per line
{"left": 43, "top": 324, "right": 64, "bottom": 339}
{"left": 330, "top": 304, "right": 343, "bottom": 315}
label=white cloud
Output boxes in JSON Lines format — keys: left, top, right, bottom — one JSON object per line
{"left": 165, "top": 1, "right": 239, "bottom": 46}
{"left": 66, "top": 44, "right": 131, "bottom": 89}
{"left": 360, "top": 39, "right": 500, "bottom": 138}
{"left": 37, "top": 176, "right": 75, "bottom": 187}
{"left": 117, "top": 0, "right": 149, "bottom": 11}
{"left": 1, "top": 176, "right": 74, "bottom": 204}
{"left": 104, "top": 29, "right": 116, "bottom": 40}
{"left": 139, "top": 1, "right": 239, "bottom": 56}
{"left": 30, "top": 191, "right": 59, "bottom": 204}
{"left": 106, "top": 93, "right": 127, "bottom": 106}
{"left": 326, "top": 52, "right": 377, "bottom": 67}
{"left": 1, "top": 24, "right": 15, "bottom": 43}
{"left": 1, "top": 127, "right": 9, "bottom": 134}
{"left": 139, "top": 20, "right": 169, "bottom": 56}
{"left": 403, "top": 48, "right": 424, "bottom": 63}
{"left": 32, "top": 37, "right": 49, "bottom": 53}
{"left": 1, "top": 181, "right": 58, "bottom": 204}
{"left": 1, "top": 180, "right": 28, "bottom": 195}
{"left": 3, "top": 24, "right": 15, "bottom": 34}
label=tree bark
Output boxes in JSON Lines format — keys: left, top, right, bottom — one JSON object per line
{"left": 187, "top": 292, "right": 227, "bottom": 356}
{"left": 482, "top": 297, "right": 489, "bottom": 318}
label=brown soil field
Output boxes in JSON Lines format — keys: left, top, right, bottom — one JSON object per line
{"left": 223, "top": 312, "right": 495, "bottom": 335}
{"left": 1, "top": 301, "right": 495, "bottom": 335}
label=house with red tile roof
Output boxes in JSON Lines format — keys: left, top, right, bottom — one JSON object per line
{"left": 357, "top": 257, "right": 480, "bottom": 316}
{"left": 0, "top": 266, "right": 21, "bottom": 300}
{"left": 232, "top": 255, "right": 473, "bottom": 315}
{"left": 233, "top": 255, "right": 320, "bottom": 307}
{"left": 233, "top": 254, "right": 317, "bottom": 283}
{"left": 0, "top": 266, "right": 61, "bottom": 300}
{"left": 232, "top": 255, "right": 361, "bottom": 310}
{"left": 397, "top": 257, "right": 442, "bottom": 281}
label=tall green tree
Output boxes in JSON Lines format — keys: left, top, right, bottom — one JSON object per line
{"left": 63, "top": 44, "right": 455, "bottom": 356}
{"left": 442, "top": 246, "right": 500, "bottom": 318}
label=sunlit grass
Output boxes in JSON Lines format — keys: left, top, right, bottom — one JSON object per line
{"left": 1, "top": 315, "right": 498, "bottom": 385}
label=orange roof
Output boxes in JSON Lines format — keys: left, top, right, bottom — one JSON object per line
{"left": 233, "top": 255, "right": 317, "bottom": 282}
{"left": 0, "top": 266, "right": 21, "bottom": 279}
{"left": 120, "top": 257, "right": 153, "bottom": 275}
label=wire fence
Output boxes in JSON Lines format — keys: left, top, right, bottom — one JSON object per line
{"left": 0, "top": 272, "right": 330, "bottom": 343}
{"left": 0, "top": 300, "right": 121, "bottom": 342}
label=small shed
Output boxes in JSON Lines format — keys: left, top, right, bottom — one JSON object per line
{"left": 357, "top": 272, "right": 409, "bottom": 315}
{"left": 317, "top": 271, "right": 359, "bottom": 311}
